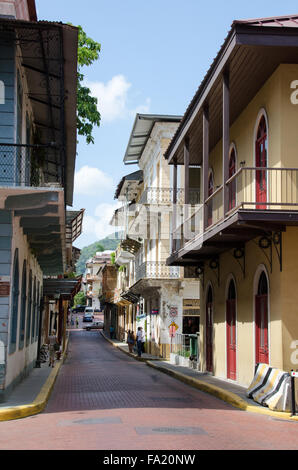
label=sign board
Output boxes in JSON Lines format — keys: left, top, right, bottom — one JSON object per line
{"left": 169, "top": 307, "right": 178, "bottom": 319}
{"left": 169, "top": 325, "right": 176, "bottom": 338}
{"left": 151, "top": 309, "right": 159, "bottom": 315}
{"left": 291, "top": 371, "right": 298, "bottom": 377}
{"left": 0, "top": 282, "right": 10, "bottom": 297}
{"left": 169, "top": 321, "right": 179, "bottom": 330}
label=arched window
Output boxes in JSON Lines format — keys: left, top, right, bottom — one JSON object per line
{"left": 26, "top": 270, "right": 32, "bottom": 347}
{"left": 255, "top": 270, "right": 269, "bottom": 364}
{"left": 19, "top": 260, "right": 27, "bottom": 350}
{"left": 228, "top": 146, "right": 236, "bottom": 211}
{"left": 9, "top": 249, "right": 19, "bottom": 354}
{"left": 226, "top": 278, "right": 237, "bottom": 380}
{"left": 255, "top": 114, "right": 268, "bottom": 209}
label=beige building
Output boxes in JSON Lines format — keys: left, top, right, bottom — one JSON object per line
{"left": 112, "top": 114, "right": 201, "bottom": 358}
{"left": 165, "top": 15, "right": 298, "bottom": 387}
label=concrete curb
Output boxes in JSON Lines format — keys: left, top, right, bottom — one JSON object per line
{"left": 146, "top": 361, "right": 298, "bottom": 422}
{"left": 101, "top": 331, "right": 298, "bottom": 422}
{"left": 0, "top": 336, "right": 69, "bottom": 422}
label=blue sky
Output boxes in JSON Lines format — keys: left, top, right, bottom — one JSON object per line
{"left": 37, "top": 0, "right": 298, "bottom": 248}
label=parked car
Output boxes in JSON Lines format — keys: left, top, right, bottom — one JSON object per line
{"left": 83, "top": 313, "right": 93, "bottom": 322}
{"left": 84, "top": 321, "right": 104, "bottom": 331}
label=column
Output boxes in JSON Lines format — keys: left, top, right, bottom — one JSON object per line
{"left": 223, "top": 71, "right": 230, "bottom": 216}
{"left": 202, "top": 105, "right": 209, "bottom": 230}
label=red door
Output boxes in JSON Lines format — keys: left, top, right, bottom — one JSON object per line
{"left": 206, "top": 287, "right": 213, "bottom": 372}
{"left": 255, "top": 116, "right": 267, "bottom": 210}
{"left": 255, "top": 272, "right": 269, "bottom": 364}
{"left": 226, "top": 280, "right": 236, "bottom": 380}
{"left": 207, "top": 172, "right": 214, "bottom": 227}
{"left": 228, "top": 148, "right": 236, "bottom": 211}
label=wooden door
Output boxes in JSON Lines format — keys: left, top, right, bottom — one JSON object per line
{"left": 255, "top": 272, "right": 269, "bottom": 364}
{"left": 206, "top": 286, "right": 213, "bottom": 372}
{"left": 255, "top": 116, "right": 267, "bottom": 209}
{"left": 226, "top": 280, "right": 236, "bottom": 380}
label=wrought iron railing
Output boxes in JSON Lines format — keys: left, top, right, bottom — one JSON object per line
{"left": 0, "top": 143, "right": 60, "bottom": 187}
{"left": 135, "top": 261, "right": 181, "bottom": 282}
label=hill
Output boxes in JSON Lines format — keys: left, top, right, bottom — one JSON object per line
{"left": 75, "top": 233, "right": 121, "bottom": 274}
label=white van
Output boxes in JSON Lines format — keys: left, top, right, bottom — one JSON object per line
{"left": 83, "top": 307, "right": 94, "bottom": 322}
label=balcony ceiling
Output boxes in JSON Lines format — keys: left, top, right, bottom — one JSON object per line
{"left": 0, "top": 187, "right": 66, "bottom": 275}
{"left": 0, "top": 18, "right": 78, "bottom": 206}
{"left": 166, "top": 20, "right": 298, "bottom": 165}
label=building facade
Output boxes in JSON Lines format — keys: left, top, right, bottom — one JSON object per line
{"left": 0, "top": 3, "right": 79, "bottom": 399}
{"left": 165, "top": 15, "right": 298, "bottom": 387}
{"left": 112, "top": 114, "right": 201, "bottom": 358}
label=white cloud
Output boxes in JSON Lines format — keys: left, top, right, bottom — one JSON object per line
{"left": 74, "top": 166, "right": 113, "bottom": 196}
{"left": 82, "top": 202, "right": 122, "bottom": 241}
{"left": 86, "top": 74, "right": 150, "bottom": 123}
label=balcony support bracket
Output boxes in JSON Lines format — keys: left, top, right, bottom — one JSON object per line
{"left": 209, "top": 257, "right": 220, "bottom": 287}
{"left": 232, "top": 246, "right": 246, "bottom": 278}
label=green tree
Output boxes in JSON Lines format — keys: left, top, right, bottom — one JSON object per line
{"left": 76, "top": 25, "right": 101, "bottom": 144}
{"left": 74, "top": 291, "right": 86, "bottom": 306}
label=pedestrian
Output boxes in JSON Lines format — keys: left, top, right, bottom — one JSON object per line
{"left": 48, "top": 330, "right": 58, "bottom": 368}
{"left": 127, "top": 330, "right": 135, "bottom": 353}
{"left": 136, "top": 326, "right": 145, "bottom": 357}
{"left": 110, "top": 325, "right": 115, "bottom": 339}
{"left": 71, "top": 314, "right": 74, "bottom": 327}
{"left": 76, "top": 316, "right": 79, "bottom": 328}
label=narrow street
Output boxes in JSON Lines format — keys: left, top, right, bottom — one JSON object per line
{"left": 0, "top": 322, "right": 297, "bottom": 451}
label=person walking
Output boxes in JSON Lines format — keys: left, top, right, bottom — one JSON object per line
{"left": 76, "top": 316, "right": 79, "bottom": 328}
{"left": 110, "top": 325, "right": 115, "bottom": 339}
{"left": 136, "top": 326, "right": 145, "bottom": 357}
{"left": 48, "top": 330, "right": 58, "bottom": 368}
{"left": 127, "top": 330, "right": 135, "bottom": 353}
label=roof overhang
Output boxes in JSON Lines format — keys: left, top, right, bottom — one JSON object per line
{"left": 66, "top": 209, "right": 85, "bottom": 247}
{"left": 0, "top": 186, "right": 66, "bottom": 275}
{"left": 165, "top": 18, "right": 298, "bottom": 165}
{"left": 43, "top": 276, "right": 82, "bottom": 300}
{"left": 114, "top": 170, "right": 143, "bottom": 200}
{"left": 0, "top": 18, "right": 78, "bottom": 205}
{"left": 124, "top": 114, "right": 182, "bottom": 165}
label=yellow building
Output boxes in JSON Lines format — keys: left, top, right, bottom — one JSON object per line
{"left": 166, "top": 15, "right": 298, "bottom": 386}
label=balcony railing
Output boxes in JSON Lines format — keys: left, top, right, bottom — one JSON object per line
{"left": 0, "top": 143, "right": 60, "bottom": 188}
{"left": 135, "top": 261, "right": 181, "bottom": 282}
{"left": 139, "top": 187, "right": 200, "bottom": 205}
{"left": 172, "top": 167, "right": 298, "bottom": 253}
{"left": 226, "top": 167, "right": 298, "bottom": 211}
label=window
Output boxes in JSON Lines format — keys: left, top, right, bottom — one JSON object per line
{"left": 9, "top": 249, "right": 19, "bottom": 354}
{"left": 26, "top": 270, "right": 32, "bottom": 346}
{"left": 255, "top": 114, "right": 268, "bottom": 209}
{"left": 19, "top": 260, "right": 27, "bottom": 350}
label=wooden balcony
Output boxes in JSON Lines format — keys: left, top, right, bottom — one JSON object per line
{"left": 169, "top": 167, "right": 298, "bottom": 268}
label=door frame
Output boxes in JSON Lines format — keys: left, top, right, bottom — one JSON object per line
{"left": 253, "top": 265, "right": 270, "bottom": 366}
{"left": 205, "top": 282, "right": 214, "bottom": 373}
{"left": 225, "top": 274, "right": 237, "bottom": 380}
{"left": 253, "top": 108, "right": 269, "bottom": 209}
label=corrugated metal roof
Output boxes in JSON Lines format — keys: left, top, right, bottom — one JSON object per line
{"left": 233, "top": 14, "right": 298, "bottom": 27}
{"left": 164, "top": 14, "right": 298, "bottom": 162}
{"left": 124, "top": 114, "right": 182, "bottom": 164}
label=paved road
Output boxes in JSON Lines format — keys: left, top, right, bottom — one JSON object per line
{"left": 0, "top": 327, "right": 298, "bottom": 450}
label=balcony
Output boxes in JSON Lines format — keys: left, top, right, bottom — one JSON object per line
{"left": 169, "top": 167, "right": 298, "bottom": 266}
{"left": 0, "top": 143, "right": 62, "bottom": 188}
{"left": 139, "top": 187, "right": 200, "bottom": 205}
{"left": 135, "top": 261, "right": 181, "bottom": 282}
